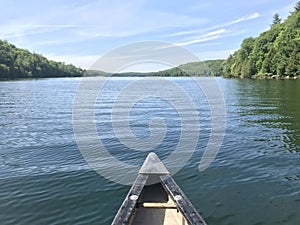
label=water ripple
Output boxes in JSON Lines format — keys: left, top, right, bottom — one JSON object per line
{"left": 0, "top": 78, "right": 300, "bottom": 224}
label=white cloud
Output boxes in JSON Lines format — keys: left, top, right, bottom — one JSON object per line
{"left": 225, "top": 12, "right": 260, "bottom": 26}
{"left": 176, "top": 29, "right": 226, "bottom": 46}
{"left": 67, "top": 3, "right": 207, "bottom": 39}
{"left": 0, "top": 0, "right": 208, "bottom": 43}
{"left": 0, "top": 23, "right": 82, "bottom": 39}
{"left": 177, "top": 35, "right": 221, "bottom": 46}
{"left": 166, "top": 12, "right": 260, "bottom": 37}
{"left": 0, "top": 0, "right": 272, "bottom": 71}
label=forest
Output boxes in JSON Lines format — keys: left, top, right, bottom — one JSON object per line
{"left": 223, "top": 2, "right": 300, "bottom": 78}
{"left": 150, "top": 59, "right": 225, "bottom": 77}
{"left": 0, "top": 40, "right": 84, "bottom": 79}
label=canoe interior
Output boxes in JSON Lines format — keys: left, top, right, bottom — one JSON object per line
{"left": 129, "top": 180, "right": 189, "bottom": 225}
{"left": 111, "top": 153, "right": 207, "bottom": 225}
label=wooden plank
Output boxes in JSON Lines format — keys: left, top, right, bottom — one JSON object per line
{"left": 138, "top": 202, "right": 177, "bottom": 209}
{"left": 160, "top": 175, "right": 207, "bottom": 225}
{"left": 111, "top": 174, "right": 148, "bottom": 225}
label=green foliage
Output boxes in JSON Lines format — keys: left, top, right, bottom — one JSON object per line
{"left": 224, "top": 2, "right": 300, "bottom": 78}
{"left": 202, "top": 60, "right": 225, "bottom": 76}
{"left": 272, "top": 13, "right": 281, "bottom": 26}
{"left": 295, "top": 1, "right": 300, "bottom": 11}
{"left": 84, "top": 70, "right": 108, "bottom": 76}
{"left": 0, "top": 40, "right": 84, "bottom": 79}
{"left": 151, "top": 60, "right": 225, "bottom": 77}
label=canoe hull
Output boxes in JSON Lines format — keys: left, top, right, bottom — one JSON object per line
{"left": 111, "top": 153, "right": 207, "bottom": 225}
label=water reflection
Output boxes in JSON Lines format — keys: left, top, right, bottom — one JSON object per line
{"left": 224, "top": 79, "right": 300, "bottom": 154}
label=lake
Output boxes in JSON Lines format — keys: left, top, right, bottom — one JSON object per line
{"left": 0, "top": 77, "right": 299, "bottom": 225}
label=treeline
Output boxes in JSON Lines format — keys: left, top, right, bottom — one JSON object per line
{"left": 223, "top": 2, "right": 300, "bottom": 78}
{"left": 0, "top": 38, "right": 223, "bottom": 79}
{"left": 108, "top": 60, "right": 225, "bottom": 77}
{"left": 83, "top": 59, "right": 224, "bottom": 77}
{"left": 161, "top": 60, "right": 225, "bottom": 77}
{"left": 0, "top": 40, "right": 84, "bottom": 79}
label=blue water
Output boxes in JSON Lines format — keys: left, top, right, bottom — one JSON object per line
{"left": 0, "top": 77, "right": 300, "bottom": 224}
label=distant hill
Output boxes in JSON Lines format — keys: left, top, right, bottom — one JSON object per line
{"left": 0, "top": 40, "right": 84, "bottom": 79}
{"left": 223, "top": 2, "right": 300, "bottom": 79}
{"left": 105, "top": 59, "right": 225, "bottom": 77}
{"left": 82, "top": 59, "right": 225, "bottom": 77}
{"left": 154, "top": 59, "right": 225, "bottom": 77}
{"left": 196, "top": 59, "right": 225, "bottom": 76}
{"left": 84, "top": 70, "right": 108, "bottom": 77}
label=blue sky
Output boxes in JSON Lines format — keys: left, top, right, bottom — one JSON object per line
{"left": 0, "top": 0, "right": 298, "bottom": 71}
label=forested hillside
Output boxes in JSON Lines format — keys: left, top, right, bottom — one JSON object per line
{"left": 104, "top": 60, "right": 225, "bottom": 77}
{"left": 0, "top": 40, "right": 84, "bottom": 79}
{"left": 146, "top": 59, "right": 225, "bottom": 77}
{"left": 224, "top": 2, "right": 300, "bottom": 78}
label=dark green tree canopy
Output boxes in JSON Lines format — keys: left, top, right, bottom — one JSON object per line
{"left": 295, "top": 1, "right": 300, "bottom": 11}
{"left": 0, "top": 40, "right": 84, "bottom": 79}
{"left": 272, "top": 13, "right": 281, "bottom": 26}
{"left": 223, "top": 2, "right": 300, "bottom": 79}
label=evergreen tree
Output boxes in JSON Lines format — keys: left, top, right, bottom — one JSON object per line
{"left": 295, "top": 1, "right": 300, "bottom": 11}
{"left": 272, "top": 13, "right": 281, "bottom": 26}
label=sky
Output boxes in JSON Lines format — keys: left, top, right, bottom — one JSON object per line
{"left": 0, "top": 0, "right": 299, "bottom": 71}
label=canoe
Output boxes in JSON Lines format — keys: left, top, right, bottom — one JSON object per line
{"left": 112, "top": 152, "right": 207, "bottom": 225}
